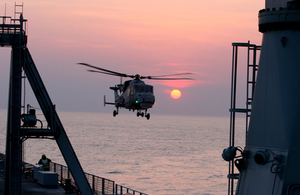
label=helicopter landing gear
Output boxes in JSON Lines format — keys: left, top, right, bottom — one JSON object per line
{"left": 144, "top": 109, "right": 150, "bottom": 120}
{"left": 145, "top": 113, "right": 150, "bottom": 120}
{"left": 137, "top": 110, "right": 150, "bottom": 120}
{"left": 113, "top": 110, "right": 118, "bottom": 117}
{"left": 137, "top": 111, "right": 144, "bottom": 117}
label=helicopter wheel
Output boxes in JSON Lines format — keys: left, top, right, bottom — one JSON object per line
{"left": 146, "top": 113, "right": 150, "bottom": 120}
{"left": 141, "top": 112, "right": 144, "bottom": 117}
{"left": 137, "top": 112, "right": 140, "bottom": 117}
{"left": 113, "top": 110, "right": 118, "bottom": 117}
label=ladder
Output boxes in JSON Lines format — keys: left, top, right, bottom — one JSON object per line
{"left": 14, "top": 3, "right": 23, "bottom": 20}
{"left": 227, "top": 41, "right": 261, "bottom": 195}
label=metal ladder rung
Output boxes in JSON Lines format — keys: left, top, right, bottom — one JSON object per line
{"left": 228, "top": 174, "right": 239, "bottom": 179}
{"left": 229, "top": 108, "right": 248, "bottom": 113}
{"left": 14, "top": 3, "right": 24, "bottom": 20}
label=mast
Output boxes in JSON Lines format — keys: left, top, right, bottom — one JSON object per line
{"left": 0, "top": 6, "right": 94, "bottom": 195}
{"left": 235, "top": 0, "right": 300, "bottom": 194}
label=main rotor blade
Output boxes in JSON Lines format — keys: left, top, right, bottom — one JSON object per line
{"left": 87, "top": 70, "right": 122, "bottom": 77}
{"left": 78, "top": 63, "right": 129, "bottom": 77}
{"left": 140, "top": 72, "right": 193, "bottom": 80}
{"left": 79, "top": 63, "right": 193, "bottom": 80}
{"left": 148, "top": 72, "right": 193, "bottom": 78}
{"left": 145, "top": 77, "right": 194, "bottom": 80}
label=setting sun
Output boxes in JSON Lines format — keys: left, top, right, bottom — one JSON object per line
{"left": 170, "top": 89, "right": 181, "bottom": 99}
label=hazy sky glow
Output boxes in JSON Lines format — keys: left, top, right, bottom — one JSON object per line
{"left": 0, "top": 0, "right": 264, "bottom": 116}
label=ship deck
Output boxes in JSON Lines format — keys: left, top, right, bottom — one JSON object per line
{"left": 0, "top": 179, "right": 69, "bottom": 195}
{"left": 0, "top": 159, "right": 71, "bottom": 195}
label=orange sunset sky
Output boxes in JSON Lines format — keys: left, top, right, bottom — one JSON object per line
{"left": 0, "top": 0, "right": 264, "bottom": 116}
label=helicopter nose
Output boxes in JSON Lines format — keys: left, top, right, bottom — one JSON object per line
{"left": 137, "top": 93, "right": 154, "bottom": 103}
{"left": 136, "top": 93, "right": 154, "bottom": 108}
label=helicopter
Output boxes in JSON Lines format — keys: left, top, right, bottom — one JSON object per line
{"left": 78, "top": 63, "right": 192, "bottom": 120}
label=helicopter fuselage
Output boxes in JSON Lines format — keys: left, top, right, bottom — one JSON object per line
{"left": 105, "top": 79, "right": 155, "bottom": 119}
{"left": 123, "top": 80, "right": 154, "bottom": 109}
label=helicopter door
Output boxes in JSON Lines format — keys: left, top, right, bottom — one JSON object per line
{"left": 130, "top": 86, "right": 135, "bottom": 104}
{"left": 124, "top": 85, "right": 134, "bottom": 108}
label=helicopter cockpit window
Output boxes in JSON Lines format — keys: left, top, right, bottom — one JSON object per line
{"left": 134, "top": 85, "right": 153, "bottom": 93}
{"left": 145, "top": 85, "right": 153, "bottom": 93}
{"left": 134, "top": 85, "right": 144, "bottom": 92}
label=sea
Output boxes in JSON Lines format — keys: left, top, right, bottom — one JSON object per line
{"left": 0, "top": 109, "right": 246, "bottom": 195}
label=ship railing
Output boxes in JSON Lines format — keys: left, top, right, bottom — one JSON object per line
{"left": 115, "top": 184, "right": 147, "bottom": 195}
{"left": 0, "top": 16, "right": 25, "bottom": 35}
{"left": 0, "top": 15, "right": 27, "bottom": 47}
{"left": 50, "top": 162, "right": 147, "bottom": 195}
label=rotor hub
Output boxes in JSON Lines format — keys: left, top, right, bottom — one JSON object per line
{"left": 134, "top": 74, "right": 141, "bottom": 80}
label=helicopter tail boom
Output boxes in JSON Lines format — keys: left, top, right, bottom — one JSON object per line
{"left": 104, "top": 95, "right": 115, "bottom": 107}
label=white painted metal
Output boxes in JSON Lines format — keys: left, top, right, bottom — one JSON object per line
{"left": 37, "top": 171, "right": 58, "bottom": 186}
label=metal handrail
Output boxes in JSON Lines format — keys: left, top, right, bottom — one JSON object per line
{"left": 227, "top": 42, "right": 260, "bottom": 195}
{"left": 50, "top": 162, "right": 148, "bottom": 195}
